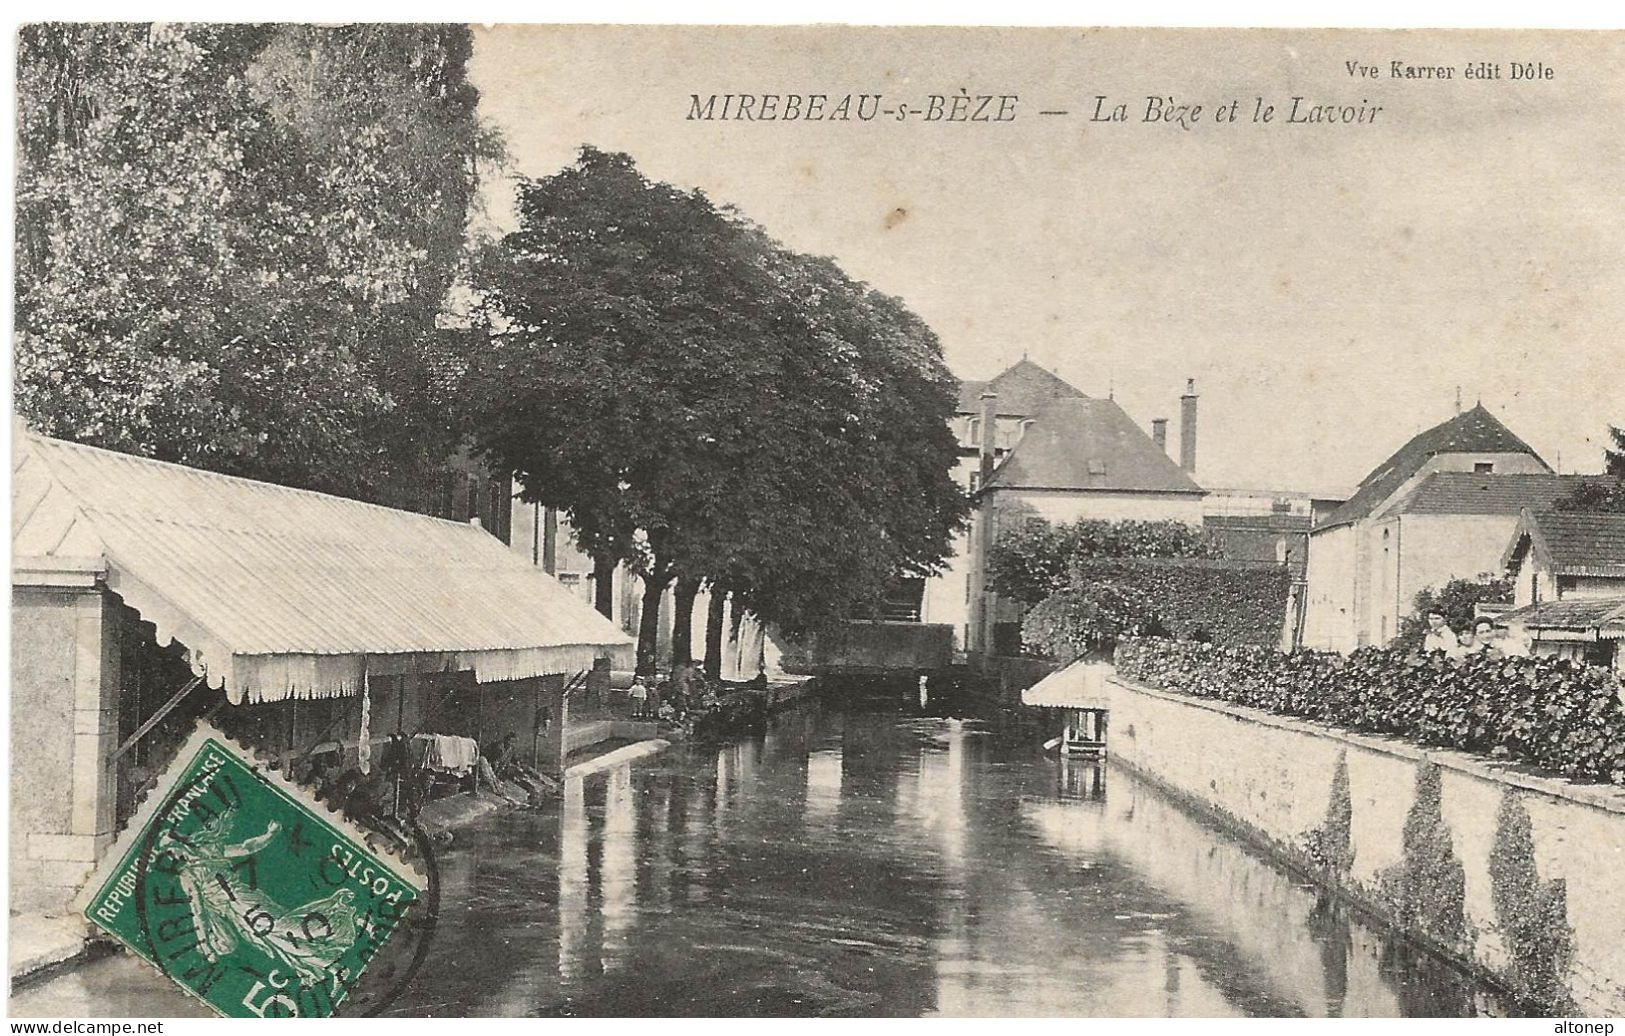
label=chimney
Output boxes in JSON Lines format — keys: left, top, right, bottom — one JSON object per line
{"left": 978, "top": 391, "right": 998, "bottom": 485}
{"left": 1179, "top": 378, "right": 1198, "bottom": 473}
{"left": 1151, "top": 418, "right": 1169, "bottom": 454}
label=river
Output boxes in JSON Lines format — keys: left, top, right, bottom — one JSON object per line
{"left": 12, "top": 695, "right": 1514, "bottom": 1017}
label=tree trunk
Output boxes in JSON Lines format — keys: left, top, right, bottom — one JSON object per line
{"left": 636, "top": 567, "right": 672, "bottom": 678}
{"left": 592, "top": 553, "right": 616, "bottom": 619}
{"left": 670, "top": 576, "right": 700, "bottom": 668}
{"left": 703, "top": 589, "right": 727, "bottom": 680}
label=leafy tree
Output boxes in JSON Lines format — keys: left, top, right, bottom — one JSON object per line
{"left": 15, "top": 24, "right": 498, "bottom": 500}
{"left": 1396, "top": 574, "right": 1513, "bottom": 649}
{"left": 1020, "top": 581, "right": 1161, "bottom": 661}
{"left": 468, "top": 148, "right": 966, "bottom": 674}
{"left": 988, "top": 515, "right": 1221, "bottom": 604}
{"left": 1607, "top": 424, "right": 1625, "bottom": 477}
{"left": 1553, "top": 477, "right": 1625, "bottom": 514}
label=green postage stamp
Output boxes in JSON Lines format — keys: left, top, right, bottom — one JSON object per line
{"left": 76, "top": 725, "right": 428, "bottom": 1017}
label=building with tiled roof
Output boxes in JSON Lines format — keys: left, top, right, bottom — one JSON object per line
{"left": 1390, "top": 472, "right": 1614, "bottom": 518}
{"left": 925, "top": 359, "right": 1206, "bottom": 655}
{"left": 1317, "top": 404, "right": 1548, "bottom": 531}
{"left": 1302, "top": 404, "right": 1576, "bottom": 653}
{"left": 1504, "top": 507, "right": 1625, "bottom": 588}
{"left": 955, "top": 357, "right": 1086, "bottom": 418}
{"left": 1498, "top": 506, "right": 1625, "bottom": 672}
{"left": 987, "top": 396, "right": 1204, "bottom": 497}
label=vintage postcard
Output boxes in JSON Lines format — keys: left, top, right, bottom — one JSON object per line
{"left": 9, "top": 22, "right": 1625, "bottom": 1023}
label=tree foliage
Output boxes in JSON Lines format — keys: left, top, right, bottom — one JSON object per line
{"left": 1020, "top": 582, "right": 1160, "bottom": 661}
{"left": 15, "top": 24, "right": 499, "bottom": 499}
{"left": 467, "top": 148, "right": 967, "bottom": 670}
{"left": 988, "top": 515, "right": 1221, "bottom": 605}
{"left": 1396, "top": 574, "right": 1513, "bottom": 650}
{"left": 1553, "top": 476, "right": 1625, "bottom": 514}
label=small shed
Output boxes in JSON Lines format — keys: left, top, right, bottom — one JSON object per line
{"left": 11, "top": 428, "right": 634, "bottom": 917}
{"left": 1496, "top": 598, "right": 1625, "bottom": 673}
{"left": 1022, "top": 661, "right": 1113, "bottom": 756}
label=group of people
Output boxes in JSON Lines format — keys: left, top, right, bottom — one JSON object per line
{"left": 1421, "top": 611, "right": 1530, "bottom": 660}
{"left": 627, "top": 659, "right": 766, "bottom": 723}
{"left": 625, "top": 660, "right": 706, "bottom": 721}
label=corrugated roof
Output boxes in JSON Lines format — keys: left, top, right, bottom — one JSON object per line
{"left": 13, "top": 431, "right": 633, "bottom": 704}
{"left": 1392, "top": 472, "right": 1611, "bottom": 518}
{"left": 955, "top": 358, "right": 1087, "bottom": 417}
{"left": 1502, "top": 507, "right": 1625, "bottom": 578}
{"left": 987, "top": 396, "right": 1204, "bottom": 495}
{"left": 1499, "top": 597, "right": 1625, "bottom": 638}
{"left": 1318, "top": 405, "right": 1548, "bottom": 530}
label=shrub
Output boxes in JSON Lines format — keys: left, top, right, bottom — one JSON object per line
{"left": 988, "top": 517, "right": 1220, "bottom": 604}
{"left": 1020, "top": 581, "right": 1161, "bottom": 661}
{"left": 1066, "top": 557, "right": 1291, "bottom": 648}
{"left": 1113, "top": 638, "right": 1625, "bottom": 785}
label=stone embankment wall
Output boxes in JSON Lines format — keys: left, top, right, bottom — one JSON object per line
{"left": 1102, "top": 674, "right": 1625, "bottom": 1016}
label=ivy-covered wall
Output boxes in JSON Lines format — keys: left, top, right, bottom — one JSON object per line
{"left": 1100, "top": 672, "right": 1625, "bottom": 1016}
{"left": 1115, "top": 638, "right": 1625, "bottom": 785}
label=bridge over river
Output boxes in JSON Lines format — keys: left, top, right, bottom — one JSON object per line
{"left": 14, "top": 690, "right": 1518, "bottom": 1017}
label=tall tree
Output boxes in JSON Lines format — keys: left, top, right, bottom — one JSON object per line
{"left": 468, "top": 148, "right": 784, "bottom": 674}
{"left": 1607, "top": 424, "right": 1625, "bottom": 477}
{"left": 15, "top": 24, "right": 499, "bottom": 500}
{"left": 468, "top": 148, "right": 967, "bottom": 674}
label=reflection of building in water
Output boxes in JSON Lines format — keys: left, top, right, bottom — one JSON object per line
{"left": 804, "top": 749, "right": 843, "bottom": 825}
{"left": 557, "top": 775, "right": 590, "bottom": 985}
{"left": 556, "top": 765, "right": 643, "bottom": 986}
{"left": 897, "top": 719, "right": 967, "bottom": 871}
{"left": 600, "top": 765, "right": 639, "bottom": 971}
{"left": 712, "top": 739, "right": 760, "bottom": 837}
{"left": 904, "top": 720, "right": 974, "bottom": 1013}
{"left": 1057, "top": 757, "right": 1108, "bottom": 801}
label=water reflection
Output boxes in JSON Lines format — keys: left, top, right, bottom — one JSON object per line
{"left": 390, "top": 703, "right": 1515, "bottom": 1015}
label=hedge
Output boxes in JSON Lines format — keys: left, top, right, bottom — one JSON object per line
{"left": 1114, "top": 638, "right": 1625, "bottom": 785}
{"left": 988, "top": 518, "right": 1220, "bottom": 605}
{"left": 1064, "top": 557, "right": 1292, "bottom": 648}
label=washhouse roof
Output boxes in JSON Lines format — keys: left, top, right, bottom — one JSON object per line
{"left": 12, "top": 428, "right": 634, "bottom": 704}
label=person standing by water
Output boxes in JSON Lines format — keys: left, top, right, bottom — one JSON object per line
{"left": 628, "top": 675, "right": 650, "bottom": 719}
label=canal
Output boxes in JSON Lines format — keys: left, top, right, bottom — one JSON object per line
{"left": 13, "top": 696, "right": 1513, "bottom": 1017}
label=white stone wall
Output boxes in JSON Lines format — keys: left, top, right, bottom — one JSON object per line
{"left": 1104, "top": 674, "right": 1625, "bottom": 1016}
{"left": 1303, "top": 525, "right": 1357, "bottom": 652}
{"left": 995, "top": 488, "right": 1206, "bottom": 527}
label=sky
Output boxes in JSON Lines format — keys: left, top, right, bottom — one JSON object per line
{"left": 467, "top": 26, "right": 1624, "bottom": 494}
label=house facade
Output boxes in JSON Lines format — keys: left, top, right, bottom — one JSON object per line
{"left": 1301, "top": 404, "right": 1607, "bottom": 652}
{"left": 921, "top": 360, "right": 1207, "bottom": 655}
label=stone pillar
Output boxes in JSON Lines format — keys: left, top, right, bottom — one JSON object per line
{"left": 11, "top": 561, "right": 119, "bottom": 916}
{"left": 586, "top": 656, "right": 611, "bottom": 713}
{"left": 537, "top": 681, "right": 569, "bottom": 777}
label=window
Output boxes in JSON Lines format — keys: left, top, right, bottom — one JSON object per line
{"left": 1474, "top": 462, "right": 1495, "bottom": 473}
{"left": 1087, "top": 458, "right": 1107, "bottom": 476}
{"left": 967, "top": 418, "right": 981, "bottom": 445}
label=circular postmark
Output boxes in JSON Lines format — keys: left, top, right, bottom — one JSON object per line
{"left": 129, "top": 748, "right": 438, "bottom": 1018}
